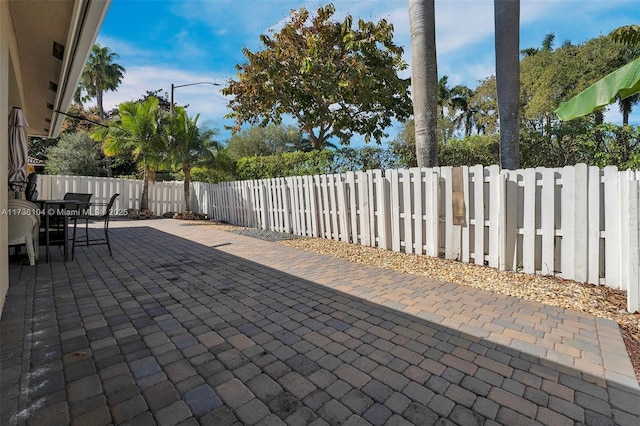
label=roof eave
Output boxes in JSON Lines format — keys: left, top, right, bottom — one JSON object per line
{"left": 49, "top": 0, "right": 111, "bottom": 139}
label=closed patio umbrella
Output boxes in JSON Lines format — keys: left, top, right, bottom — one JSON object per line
{"left": 8, "top": 107, "right": 29, "bottom": 192}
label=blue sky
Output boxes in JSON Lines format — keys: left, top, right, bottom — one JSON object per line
{"left": 96, "top": 0, "right": 640, "bottom": 146}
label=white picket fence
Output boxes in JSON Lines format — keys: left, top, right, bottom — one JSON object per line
{"left": 192, "top": 165, "right": 640, "bottom": 313}
{"left": 38, "top": 175, "right": 185, "bottom": 215}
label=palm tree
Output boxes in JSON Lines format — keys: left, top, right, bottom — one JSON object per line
{"left": 93, "top": 97, "right": 166, "bottom": 211}
{"left": 166, "top": 108, "right": 220, "bottom": 213}
{"left": 408, "top": 0, "right": 438, "bottom": 167}
{"left": 494, "top": 0, "right": 520, "bottom": 170}
{"left": 521, "top": 33, "right": 555, "bottom": 57}
{"left": 81, "top": 44, "right": 125, "bottom": 120}
{"left": 610, "top": 24, "right": 640, "bottom": 47}
{"left": 619, "top": 93, "right": 639, "bottom": 126}
{"left": 449, "top": 85, "right": 476, "bottom": 136}
{"left": 437, "top": 76, "right": 451, "bottom": 116}
{"left": 611, "top": 29, "right": 640, "bottom": 125}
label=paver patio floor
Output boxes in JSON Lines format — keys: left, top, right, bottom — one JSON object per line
{"left": 2, "top": 219, "right": 639, "bottom": 426}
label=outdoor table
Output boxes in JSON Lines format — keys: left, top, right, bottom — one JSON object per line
{"left": 35, "top": 199, "right": 79, "bottom": 262}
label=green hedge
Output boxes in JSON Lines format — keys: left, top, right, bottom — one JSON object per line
{"left": 236, "top": 150, "right": 335, "bottom": 180}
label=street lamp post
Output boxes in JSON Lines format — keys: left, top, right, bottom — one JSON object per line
{"left": 170, "top": 81, "right": 221, "bottom": 115}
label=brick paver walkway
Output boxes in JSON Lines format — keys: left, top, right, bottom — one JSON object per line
{"left": 1, "top": 219, "right": 639, "bottom": 425}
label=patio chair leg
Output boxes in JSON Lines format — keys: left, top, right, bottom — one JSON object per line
{"left": 104, "top": 226, "right": 112, "bottom": 256}
{"left": 71, "top": 218, "right": 77, "bottom": 261}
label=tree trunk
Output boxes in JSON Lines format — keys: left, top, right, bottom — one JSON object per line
{"left": 408, "top": 0, "right": 438, "bottom": 168}
{"left": 494, "top": 0, "right": 520, "bottom": 170}
{"left": 95, "top": 84, "right": 113, "bottom": 177}
{"left": 184, "top": 164, "right": 192, "bottom": 213}
{"left": 104, "top": 156, "right": 113, "bottom": 178}
{"left": 96, "top": 84, "right": 105, "bottom": 121}
{"left": 594, "top": 110, "right": 604, "bottom": 151}
{"left": 621, "top": 97, "right": 632, "bottom": 126}
{"left": 141, "top": 168, "right": 149, "bottom": 211}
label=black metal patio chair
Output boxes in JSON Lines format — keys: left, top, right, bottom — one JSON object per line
{"left": 71, "top": 193, "right": 119, "bottom": 260}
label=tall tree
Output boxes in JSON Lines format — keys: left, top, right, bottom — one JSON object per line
{"left": 619, "top": 94, "right": 639, "bottom": 126}
{"left": 408, "top": 0, "right": 438, "bottom": 167}
{"left": 81, "top": 44, "right": 125, "bottom": 120}
{"left": 93, "top": 97, "right": 166, "bottom": 211}
{"left": 470, "top": 76, "right": 499, "bottom": 135}
{"left": 610, "top": 26, "right": 640, "bottom": 125}
{"left": 223, "top": 4, "right": 411, "bottom": 149}
{"left": 494, "top": 0, "right": 520, "bottom": 169}
{"left": 449, "top": 85, "right": 476, "bottom": 136}
{"left": 166, "top": 108, "right": 220, "bottom": 212}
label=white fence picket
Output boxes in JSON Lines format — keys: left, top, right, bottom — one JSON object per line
{"left": 540, "top": 168, "right": 555, "bottom": 275}
{"left": 44, "top": 164, "right": 640, "bottom": 312}
{"left": 425, "top": 170, "right": 439, "bottom": 258}
{"left": 488, "top": 165, "right": 501, "bottom": 269}
{"left": 626, "top": 178, "right": 640, "bottom": 313}
{"left": 346, "top": 171, "right": 357, "bottom": 244}
{"left": 441, "top": 167, "right": 454, "bottom": 259}
{"left": 522, "top": 169, "right": 536, "bottom": 274}
{"left": 461, "top": 166, "right": 470, "bottom": 263}
{"left": 358, "top": 171, "right": 371, "bottom": 246}
{"left": 401, "top": 169, "right": 413, "bottom": 253}
{"left": 472, "top": 165, "right": 484, "bottom": 265}
{"left": 588, "top": 167, "right": 602, "bottom": 285}
{"left": 328, "top": 174, "right": 339, "bottom": 241}
{"left": 412, "top": 168, "right": 424, "bottom": 255}
{"left": 389, "top": 169, "right": 401, "bottom": 252}
{"left": 376, "top": 170, "right": 390, "bottom": 250}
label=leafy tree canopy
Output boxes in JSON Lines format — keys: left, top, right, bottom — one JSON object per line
{"left": 61, "top": 104, "right": 103, "bottom": 134}
{"left": 139, "top": 89, "right": 174, "bottom": 112}
{"left": 45, "top": 131, "right": 106, "bottom": 176}
{"left": 223, "top": 4, "right": 412, "bottom": 149}
{"left": 333, "top": 146, "right": 396, "bottom": 172}
{"left": 226, "top": 124, "right": 310, "bottom": 158}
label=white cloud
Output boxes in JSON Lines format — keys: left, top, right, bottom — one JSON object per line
{"left": 434, "top": 1, "right": 494, "bottom": 54}
{"left": 95, "top": 35, "right": 153, "bottom": 61}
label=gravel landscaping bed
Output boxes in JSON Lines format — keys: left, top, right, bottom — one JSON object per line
{"left": 204, "top": 221, "right": 640, "bottom": 383}
{"left": 227, "top": 227, "right": 306, "bottom": 242}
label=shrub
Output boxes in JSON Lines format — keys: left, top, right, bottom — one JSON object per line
{"left": 236, "top": 150, "right": 335, "bottom": 180}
